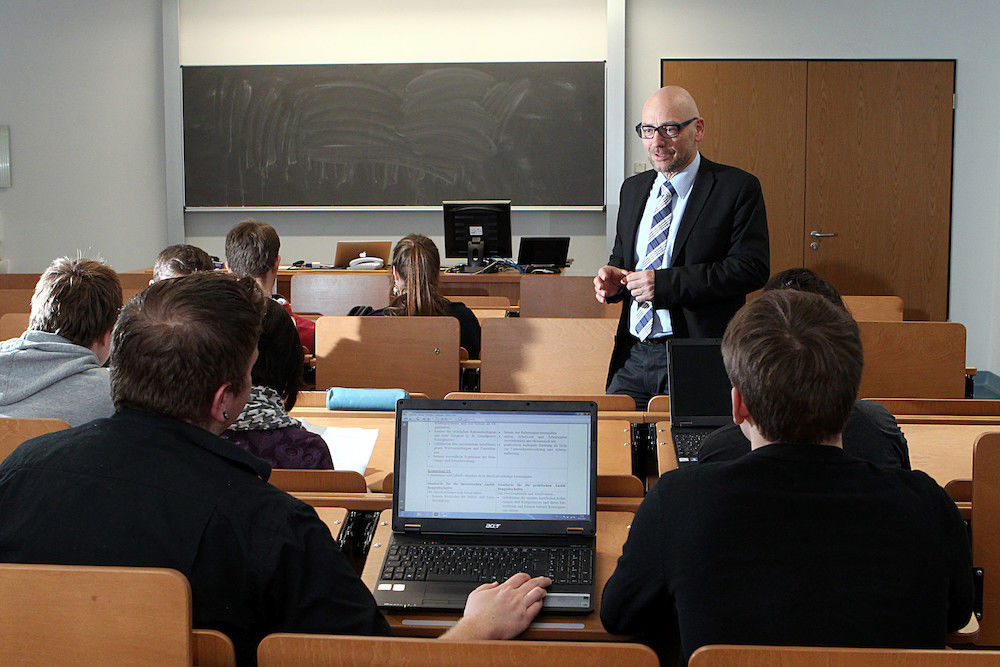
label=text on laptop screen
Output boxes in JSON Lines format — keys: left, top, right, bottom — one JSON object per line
{"left": 396, "top": 409, "right": 592, "bottom": 521}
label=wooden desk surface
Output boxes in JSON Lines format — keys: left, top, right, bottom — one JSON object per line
{"left": 293, "top": 410, "right": 640, "bottom": 491}
{"left": 361, "top": 509, "right": 633, "bottom": 641}
{"left": 314, "top": 507, "right": 349, "bottom": 542}
{"left": 650, "top": 415, "right": 999, "bottom": 489}
{"left": 900, "top": 422, "right": 997, "bottom": 487}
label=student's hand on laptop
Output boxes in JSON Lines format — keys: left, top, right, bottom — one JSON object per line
{"left": 441, "top": 573, "right": 552, "bottom": 640}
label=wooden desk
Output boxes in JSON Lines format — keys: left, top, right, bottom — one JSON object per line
{"left": 277, "top": 268, "right": 536, "bottom": 307}
{"left": 360, "top": 509, "right": 633, "bottom": 640}
{"left": 900, "top": 422, "right": 998, "bottom": 487}
{"left": 314, "top": 507, "right": 349, "bottom": 541}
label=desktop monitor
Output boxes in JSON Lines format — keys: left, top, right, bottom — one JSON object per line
{"left": 443, "top": 200, "right": 512, "bottom": 273}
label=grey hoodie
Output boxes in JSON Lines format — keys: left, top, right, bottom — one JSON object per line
{"left": 0, "top": 330, "right": 114, "bottom": 427}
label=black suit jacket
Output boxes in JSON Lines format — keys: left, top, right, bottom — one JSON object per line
{"left": 606, "top": 157, "right": 769, "bottom": 384}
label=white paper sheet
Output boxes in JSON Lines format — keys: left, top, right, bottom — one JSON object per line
{"left": 300, "top": 419, "right": 378, "bottom": 476}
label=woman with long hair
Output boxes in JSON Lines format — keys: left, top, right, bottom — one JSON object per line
{"left": 374, "top": 233, "right": 481, "bottom": 358}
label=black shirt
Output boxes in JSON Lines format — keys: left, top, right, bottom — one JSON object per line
{"left": 0, "top": 409, "right": 391, "bottom": 665}
{"left": 601, "top": 443, "right": 972, "bottom": 665}
{"left": 698, "top": 400, "right": 911, "bottom": 469}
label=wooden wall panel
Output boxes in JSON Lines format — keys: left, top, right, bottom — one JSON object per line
{"left": 661, "top": 60, "right": 807, "bottom": 276}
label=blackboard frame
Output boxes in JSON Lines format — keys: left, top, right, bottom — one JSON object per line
{"left": 182, "top": 62, "right": 605, "bottom": 209}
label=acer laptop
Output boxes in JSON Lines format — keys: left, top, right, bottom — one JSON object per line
{"left": 333, "top": 241, "right": 392, "bottom": 268}
{"left": 667, "top": 339, "right": 733, "bottom": 465}
{"left": 374, "top": 399, "right": 598, "bottom": 614}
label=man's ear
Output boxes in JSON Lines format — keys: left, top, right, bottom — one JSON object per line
{"left": 92, "top": 329, "right": 114, "bottom": 365}
{"left": 731, "top": 386, "right": 752, "bottom": 426}
{"left": 209, "top": 382, "right": 234, "bottom": 427}
{"left": 273, "top": 255, "right": 281, "bottom": 273}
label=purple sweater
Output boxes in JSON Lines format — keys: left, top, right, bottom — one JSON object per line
{"left": 221, "top": 426, "right": 333, "bottom": 470}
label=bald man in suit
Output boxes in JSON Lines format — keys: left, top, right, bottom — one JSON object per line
{"left": 595, "top": 86, "right": 769, "bottom": 408}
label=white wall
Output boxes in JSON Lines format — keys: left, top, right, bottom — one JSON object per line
{"left": 177, "top": 0, "right": 610, "bottom": 277}
{"left": 0, "top": 0, "right": 167, "bottom": 273}
{"left": 627, "top": 0, "right": 1000, "bottom": 370}
{"left": 3, "top": 0, "right": 997, "bottom": 370}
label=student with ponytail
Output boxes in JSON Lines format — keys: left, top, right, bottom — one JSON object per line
{"left": 372, "top": 234, "right": 481, "bottom": 358}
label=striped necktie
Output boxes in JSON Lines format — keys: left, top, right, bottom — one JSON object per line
{"left": 635, "top": 180, "right": 676, "bottom": 340}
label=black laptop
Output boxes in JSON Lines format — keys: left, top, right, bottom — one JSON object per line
{"left": 517, "top": 237, "right": 570, "bottom": 269}
{"left": 667, "top": 339, "right": 733, "bottom": 465}
{"left": 374, "top": 399, "right": 598, "bottom": 613}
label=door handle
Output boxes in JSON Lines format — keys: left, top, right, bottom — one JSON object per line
{"left": 810, "top": 231, "right": 836, "bottom": 238}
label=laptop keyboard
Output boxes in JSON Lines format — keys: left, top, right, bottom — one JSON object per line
{"left": 673, "top": 431, "right": 707, "bottom": 464}
{"left": 381, "top": 543, "right": 593, "bottom": 585}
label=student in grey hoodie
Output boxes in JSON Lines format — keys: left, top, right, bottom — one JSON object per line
{"left": 0, "top": 257, "right": 122, "bottom": 426}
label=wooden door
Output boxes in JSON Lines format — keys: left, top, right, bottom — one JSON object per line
{"left": 660, "top": 59, "right": 954, "bottom": 321}
{"left": 804, "top": 60, "right": 954, "bottom": 320}
{"left": 660, "top": 60, "right": 807, "bottom": 279}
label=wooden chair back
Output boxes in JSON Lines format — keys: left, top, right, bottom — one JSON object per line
{"left": 0, "top": 288, "right": 140, "bottom": 320}
{"left": 0, "top": 273, "right": 42, "bottom": 289}
{"left": 519, "top": 275, "right": 620, "bottom": 318}
{"left": 314, "top": 316, "right": 460, "bottom": 398}
{"left": 0, "top": 289, "right": 35, "bottom": 317}
{"left": 0, "top": 563, "right": 194, "bottom": 666}
{"left": 117, "top": 271, "right": 157, "bottom": 290}
{"left": 870, "top": 398, "right": 1000, "bottom": 417}
{"left": 290, "top": 273, "right": 390, "bottom": 315}
{"left": 972, "top": 432, "right": 1000, "bottom": 645}
{"left": 257, "top": 633, "right": 658, "bottom": 666}
{"left": 0, "top": 312, "right": 29, "bottom": 339}
{"left": 689, "top": 645, "right": 1000, "bottom": 666}
{"left": 192, "top": 630, "right": 236, "bottom": 667}
{"left": 647, "top": 395, "right": 670, "bottom": 413}
{"left": 444, "top": 392, "right": 636, "bottom": 411}
{"left": 453, "top": 295, "right": 510, "bottom": 309}
{"left": 479, "top": 318, "right": 618, "bottom": 394}
{"left": 0, "top": 417, "right": 70, "bottom": 463}
{"left": 267, "top": 468, "right": 368, "bottom": 493}
{"left": 843, "top": 295, "right": 905, "bottom": 321}
{"left": 857, "top": 321, "right": 967, "bottom": 399}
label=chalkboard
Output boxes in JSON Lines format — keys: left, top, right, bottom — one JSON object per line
{"left": 182, "top": 62, "right": 605, "bottom": 208}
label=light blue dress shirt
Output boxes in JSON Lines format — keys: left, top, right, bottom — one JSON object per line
{"left": 630, "top": 152, "right": 701, "bottom": 338}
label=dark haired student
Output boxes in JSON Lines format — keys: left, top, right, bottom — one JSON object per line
{"left": 601, "top": 290, "right": 972, "bottom": 664}
{"left": 697, "top": 267, "right": 910, "bottom": 469}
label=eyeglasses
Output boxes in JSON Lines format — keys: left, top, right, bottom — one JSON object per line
{"left": 635, "top": 117, "right": 698, "bottom": 140}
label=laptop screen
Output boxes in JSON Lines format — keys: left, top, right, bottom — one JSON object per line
{"left": 668, "top": 339, "right": 732, "bottom": 424}
{"left": 393, "top": 400, "right": 597, "bottom": 533}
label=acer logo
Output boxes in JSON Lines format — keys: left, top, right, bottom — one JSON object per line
{"left": 484, "top": 523, "right": 502, "bottom": 529}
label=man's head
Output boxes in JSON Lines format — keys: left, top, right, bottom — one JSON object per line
{"left": 722, "top": 289, "right": 863, "bottom": 445}
{"left": 764, "top": 268, "right": 846, "bottom": 311}
{"left": 225, "top": 219, "right": 280, "bottom": 289}
{"left": 110, "top": 272, "right": 265, "bottom": 431}
{"left": 29, "top": 257, "right": 122, "bottom": 362}
{"left": 152, "top": 244, "right": 215, "bottom": 282}
{"left": 639, "top": 86, "right": 704, "bottom": 177}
